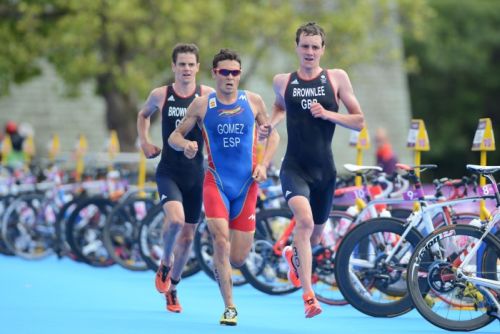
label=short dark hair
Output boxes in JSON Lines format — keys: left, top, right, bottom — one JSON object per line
{"left": 212, "top": 49, "right": 241, "bottom": 69}
{"left": 171, "top": 43, "right": 200, "bottom": 64}
{"left": 295, "top": 22, "right": 325, "bottom": 46}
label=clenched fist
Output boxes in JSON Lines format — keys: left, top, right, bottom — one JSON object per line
{"left": 141, "top": 142, "right": 162, "bottom": 159}
{"left": 183, "top": 141, "right": 198, "bottom": 159}
{"left": 252, "top": 164, "right": 268, "bottom": 183}
{"left": 258, "top": 123, "right": 273, "bottom": 141}
{"left": 310, "top": 102, "right": 329, "bottom": 120}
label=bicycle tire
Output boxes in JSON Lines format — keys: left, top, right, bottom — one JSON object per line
{"left": 65, "top": 197, "right": 115, "bottom": 267}
{"left": 334, "top": 217, "right": 424, "bottom": 317}
{"left": 138, "top": 204, "right": 163, "bottom": 271}
{"left": 407, "top": 224, "right": 500, "bottom": 331}
{"left": 102, "top": 195, "right": 156, "bottom": 271}
{"left": 1, "top": 193, "right": 54, "bottom": 259}
{"left": 482, "top": 229, "right": 500, "bottom": 281}
{"left": 239, "top": 208, "right": 300, "bottom": 295}
{"left": 0, "top": 195, "right": 17, "bottom": 256}
{"left": 54, "top": 196, "right": 87, "bottom": 260}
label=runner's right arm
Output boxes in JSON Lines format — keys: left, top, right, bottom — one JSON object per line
{"left": 137, "top": 87, "right": 164, "bottom": 158}
{"left": 168, "top": 96, "right": 204, "bottom": 159}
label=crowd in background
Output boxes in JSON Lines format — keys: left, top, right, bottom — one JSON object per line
{"left": 0, "top": 120, "right": 30, "bottom": 167}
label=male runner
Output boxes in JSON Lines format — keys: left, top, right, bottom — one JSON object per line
{"left": 137, "top": 43, "right": 214, "bottom": 313}
{"left": 262, "top": 22, "right": 365, "bottom": 318}
{"left": 169, "top": 48, "right": 279, "bottom": 325}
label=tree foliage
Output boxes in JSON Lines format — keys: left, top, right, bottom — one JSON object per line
{"left": 404, "top": 0, "right": 500, "bottom": 177}
{"left": 1, "top": 0, "right": 429, "bottom": 150}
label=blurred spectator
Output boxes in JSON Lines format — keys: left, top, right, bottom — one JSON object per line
{"left": 375, "top": 127, "right": 398, "bottom": 174}
{"left": 4, "top": 121, "right": 26, "bottom": 167}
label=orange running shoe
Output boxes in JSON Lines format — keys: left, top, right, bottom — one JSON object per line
{"left": 155, "top": 262, "right": 171, "bottom": 293}
{"left": 282, "top": 245, "right": 301, "bottom": 287}
{"left": 303, "top": 292, "right": 322, "bottom": 318}
{"left": 165, "top": 289, "right": 182, "bottom": 313}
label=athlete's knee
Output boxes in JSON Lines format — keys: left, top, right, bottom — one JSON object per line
{"left": 294, "top": 215, "right": 314, "bottom": 233}
{"left": 229, "top": 255, "right": 246, "bottom": 268}
{"left": 211, "top": 233, "right": 230, "bottom": 253}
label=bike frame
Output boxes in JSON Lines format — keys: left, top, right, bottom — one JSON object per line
{"left": 455, "top": 172, "right": 500, "bottom": 291}
{"left": 348, "top": 166, "right": 490, "bottom": 271}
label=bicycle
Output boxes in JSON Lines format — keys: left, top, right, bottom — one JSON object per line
{"left": 334, "top": 163, "right": 484, "bottom": 317}
{"left": 101, "top": 186, "right": 157, "bottom": 271}
{"left": 406, "top": 164, "right": 500, "bottom": 331}
{"left": 64, "top": 170, "right": 130, "bottom": 267}
{"left": 1, "top": 165, "right": 76, "bottom": 260}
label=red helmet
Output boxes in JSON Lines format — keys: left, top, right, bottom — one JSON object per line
{"left": 5, "top": 121, "right": 17, "bottom": 134}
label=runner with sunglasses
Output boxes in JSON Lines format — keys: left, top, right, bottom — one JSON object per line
{"left": 169, "top": 48, "right": 279, "bottom": 326}
{"left": 260, "top": 22, "right": 365, "bottom": 318}
{"left": 137, "top": 43, "right": 214, "bottom": 313}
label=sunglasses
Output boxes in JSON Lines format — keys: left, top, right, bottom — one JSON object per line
{"left": 214, "top": 68, "right": 242, "bottom": 77}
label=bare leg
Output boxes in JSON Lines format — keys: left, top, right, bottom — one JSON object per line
{"left": 170, "top": 223, "right": 197, "bottom": 287}
{"left": 229, "top": 229, "right": 254, "bottom": 267}
{"left": 207, "top": 218, "right": 233, "bottom": 307}
{"left": 161, "top": 201, "right": 186, "bottom": 267}
{"left": 287, "top": 196, "right": 316, "bottom": 295}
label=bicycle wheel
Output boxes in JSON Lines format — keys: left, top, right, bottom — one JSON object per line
{"left": 312, "top": 210, "right": 355, "bottom": 306}
{"left": 239, "top": 208, "right": 300, "bottom": 295}
{"left": 482, "top": 229, "right": 500, "bottom": 281}
{"left": 138, "top": 204, "right": 201, "bottom": 278}
{"left": 102, "top": 195, "right": 155, "bottom": 271}
{"left": 193, "top": 219, "right": 247, "bottom": 286}
{"left": 1, "top": 193, "right": 55, "bottom": 259}
{"left": 65, "top": 197, "right": 115, "bottom": 267}
{"left": 139, "top": 204, "right": 164, "bottom": 271}
{"left": 407, "top": 224, "right": 500, "bottom": 331}
{"left": 334, "top": 217, "right": 424, "bottom": 317}
{"left": 0, "top": 195, "right": 16, "bottom": 255}
{"left": 54, "top": 196, "right": 86, "bottom": 261}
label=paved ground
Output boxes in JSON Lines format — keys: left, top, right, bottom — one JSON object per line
{"left": 1, "top": 255, "right": 498, "bottom": 334}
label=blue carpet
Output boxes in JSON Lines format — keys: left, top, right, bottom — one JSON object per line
{"left": 1, "top": 255, "right": 498, "bottom": 334}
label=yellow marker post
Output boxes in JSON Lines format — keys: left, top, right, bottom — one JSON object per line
{"left": 48, "top": 134, "right": 60, "bottom": 162}
{"left": 137, "top": 150, "right": 147, "bottom": 193}
{"left": 1, "top": 134, "right": 12, "bottom": 165}
{"left": 407, "top": 119, "right": 430, "bottom": 178}
{"left": 23, "top": 135, "right": 36, "bottom": 165}
{"left": 107, "top": 130, "right": 120, "bottom": 172}
{"left": 75, "top": 134, "right": 88, "bottom": 182}
{"left": 471, "top": 118, "right": 496, "bottom": 220}
{"left": 349, "top": 127, "right": 370, "bottom": 186}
